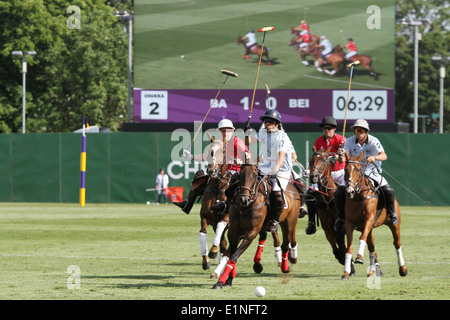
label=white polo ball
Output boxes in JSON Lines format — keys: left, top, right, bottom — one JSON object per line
{"left": 254, "top": 286, "right": 266, "bottom": 297}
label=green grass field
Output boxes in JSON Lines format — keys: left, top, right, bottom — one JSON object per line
{"left": 135, "top": 0, "right": 395, "bottom": 90}
{"left": 0, "top": 203, "right": 448, "bottom": 301}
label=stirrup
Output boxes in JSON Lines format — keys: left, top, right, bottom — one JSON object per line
{"left": 268, "top": 220, "right": 279, "bottom": 233}
{"left": 298, "top": 206, "right": 308, "bottom": 219}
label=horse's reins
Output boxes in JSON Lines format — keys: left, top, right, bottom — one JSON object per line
{"left": 309, "top": 153, "right": 339, "bottom": 193}
{"left": 237, "top": 174, "right": 270, "bottom": 211}
{"left": 346, "top": 160, "right": 378, "bottom": 200}
{"left": 277, "top": 176, "right": 328, "bottom": 196}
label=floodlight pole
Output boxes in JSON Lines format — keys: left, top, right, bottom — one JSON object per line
{"left": 12, "top": 50, "right": 37, "bottom": 133}
{"left": 431, "top": 55, "right": 449, "bottom": 134}
{"left": 113, "top": 11, "right": 134, "bottom": 123}
{"left": 399, "top": 18, "right": 430, "bottom": 134}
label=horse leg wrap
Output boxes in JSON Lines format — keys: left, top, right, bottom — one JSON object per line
{"left": 397, "top": 246, "right": 405, "bottom": 267}
{"left": 357, "top": 239, "right": 366, "bottom": 258}
{"left": 274, "top": 246, "right": 282, "bottom": 264}
{"left": 344, "top": 253, "right": 353, "bottom": 274}
{"left": 253, "top": 240, "right": 265, "bottom": 263}
{"left": 212, "top": 221, "right": 227, "bottom": 247}
{"left": 213, "top": 256, "right": 229, "bottom": 277}
{"left": 218, "top": 260, "right": 236, "bottom": 283}
{"left": 199, "top": 232, "right": 208, "bottom": 256}
{"left": 369, "top": 252, "right": 376, "bottom": 274}
{"left": 289, "top": 243, "right": 298, "bottom": 259}
{"left": 281, "top": 251, "right": 289, "bottom": 272}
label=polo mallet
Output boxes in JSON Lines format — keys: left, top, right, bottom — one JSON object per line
{"left": 246, "top": 26, "right": 274, "bottom": 129}
{"left": 186, "top": 69, "right": 238, "bottom": 151}
{"left": 264, "top": 83, "right": 271, "bottom": 97}
{"left": 341, "top": 60, "right": 360, "bottom": 139}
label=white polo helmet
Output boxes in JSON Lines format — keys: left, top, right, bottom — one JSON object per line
{"left": 217, "top": 119, "right": 234, "bottom": 130}
{"left": 351, "top": 119, "right": 370, "bottom": 132}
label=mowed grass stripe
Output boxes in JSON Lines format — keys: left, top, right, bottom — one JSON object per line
{"left": 135, "top": 0, "right": 337, "bottom": 33}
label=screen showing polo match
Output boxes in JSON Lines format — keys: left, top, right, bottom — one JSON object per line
{"left": 134, "top": 0, "right": 395, "bottom": 124}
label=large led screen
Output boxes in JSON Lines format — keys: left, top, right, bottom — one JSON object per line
{"left": 134, "top": 0, "right": 395, "bottom": 124}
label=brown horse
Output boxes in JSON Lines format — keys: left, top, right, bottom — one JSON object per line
{"left": 252, "top": 175, "right": 302, "bottom": 274}
{"left": 289, "top": 35, "right": 316, "bottom": 66}
{"left": 310, "top": 45, "right": 344, "bottom": 75}
{"left": 308, "top": 147, "right": 349, "bottom": 268}
{"left": 341, "top": 151, "right": 408, "bottom": 280}
{"left": 199, "top": 140, "right": 231, "bottom": 275}
{"left": 237, "top": 36, "right": 270, "bottom": 63}
{"left": 290, "top": 27, "right": 319, "bottom": 45}
{"left": 333, "top": 46, "right": 378, "bottom": 80}
{"left": 212, "top": 161, "right": 301, "bottom": 289}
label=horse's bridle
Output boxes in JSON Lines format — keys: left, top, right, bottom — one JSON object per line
{"left": 236, "top": 166, "right": 269, "bottom": 210}
{"left": 309, "top": 152, "right": 336, "bottom": 191}
{"left": 345, "top": 160, "right": 375, "bottom": 198}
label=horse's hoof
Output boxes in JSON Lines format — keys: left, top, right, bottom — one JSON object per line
{"left": 399, "top": 266, "right": 408, "bottom": 277}
{"left": 341, "top": 274, "right": 350, "bottom": 280}
{"left": 208, "top": 246, "right": 218, "bottom": 259}
{"left": 211, "top": 281, "right": 223, "bottom": 290}
{"left": 355, "top": 255, "right": 364, "bottom": 264}
{"left": 288, "top": 257, "right": 297, "bottom": 264}
{"left": 253, "top": 262, "right": 263, "bottom": 274}
{"left": 281, "top": 266, "right": 291, "bottom": 274}
{"left": 210, "top": 273, "right": 218, "bottom": 279}
{"left": 202, "top": 261, "right": 211, "bottom": 270}
{"left": 224, "top": 277, "right": 233, "bottom": 287}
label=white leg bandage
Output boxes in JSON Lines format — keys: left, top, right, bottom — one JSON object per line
{"left": 289, "top": 243, "right": 298, "bottom": 259}
{"left": 212, "top": 221, "right": 227, "bottom": 247}
{"left": 199, "top": 232, "right": 208, "bottom": 256}
{"left": 397, "top": 246, "right": 405, "bottom": 267}
{"left": 213, "top": 255, "right": 229, "bottom": 277}
{"left": 357, "top": 239, "right": 366, "bottom": 257}
{"left": 344, "top": 253, "right": 353, "bottom": 274}
{"left": 369, "top": 252, "right": 376, "bottom": 273}
{"left": 274, "top": 246, "right": 282, "bottom": 264}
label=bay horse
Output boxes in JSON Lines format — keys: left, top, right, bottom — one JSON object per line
{"left": 237, "top": 36, "right": 270, "bottom": 63}
{"left": 333, "top": 46, "right": 378, "bottom": 80}
{"left": 199, "top": 140, "right": 231, "bottom": 276}
{"left": 341, "top": 151, "right": 408, "bottom": 280}
{"left": 290, "top": 27, "right": 319, "bottom": 45}
{"left": 289, "top": 35, "right": 315, "bottom": 66}
{"left": 308, "top": 147, "right": 349, "bottom": 268}
{"left": 310, "top": 45, "right": 344, "bottom": 75}
{"left": 212, "top": 159, "right": 301, "bottom": 289}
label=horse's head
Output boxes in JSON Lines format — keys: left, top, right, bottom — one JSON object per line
{"left": 345, "top": 151, "right": 365, "bottom": 198}
{"left": 237, "top": 36, "right": 244, "bottom": 45}
{"left": 206, "top": 140, "right": 225, "bottom": 179}
{"left": 290, "top": 27, "right": 299, "bottom": 35}
{"left": 238, "top": 155, "right": 258, "bottom": 208}
{"left": 309, "top": 146, "right": 332, "bottom": 184}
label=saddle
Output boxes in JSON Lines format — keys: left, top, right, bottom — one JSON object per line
{"left": 191, "top": 170, "right": 209, "bottom": 197}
